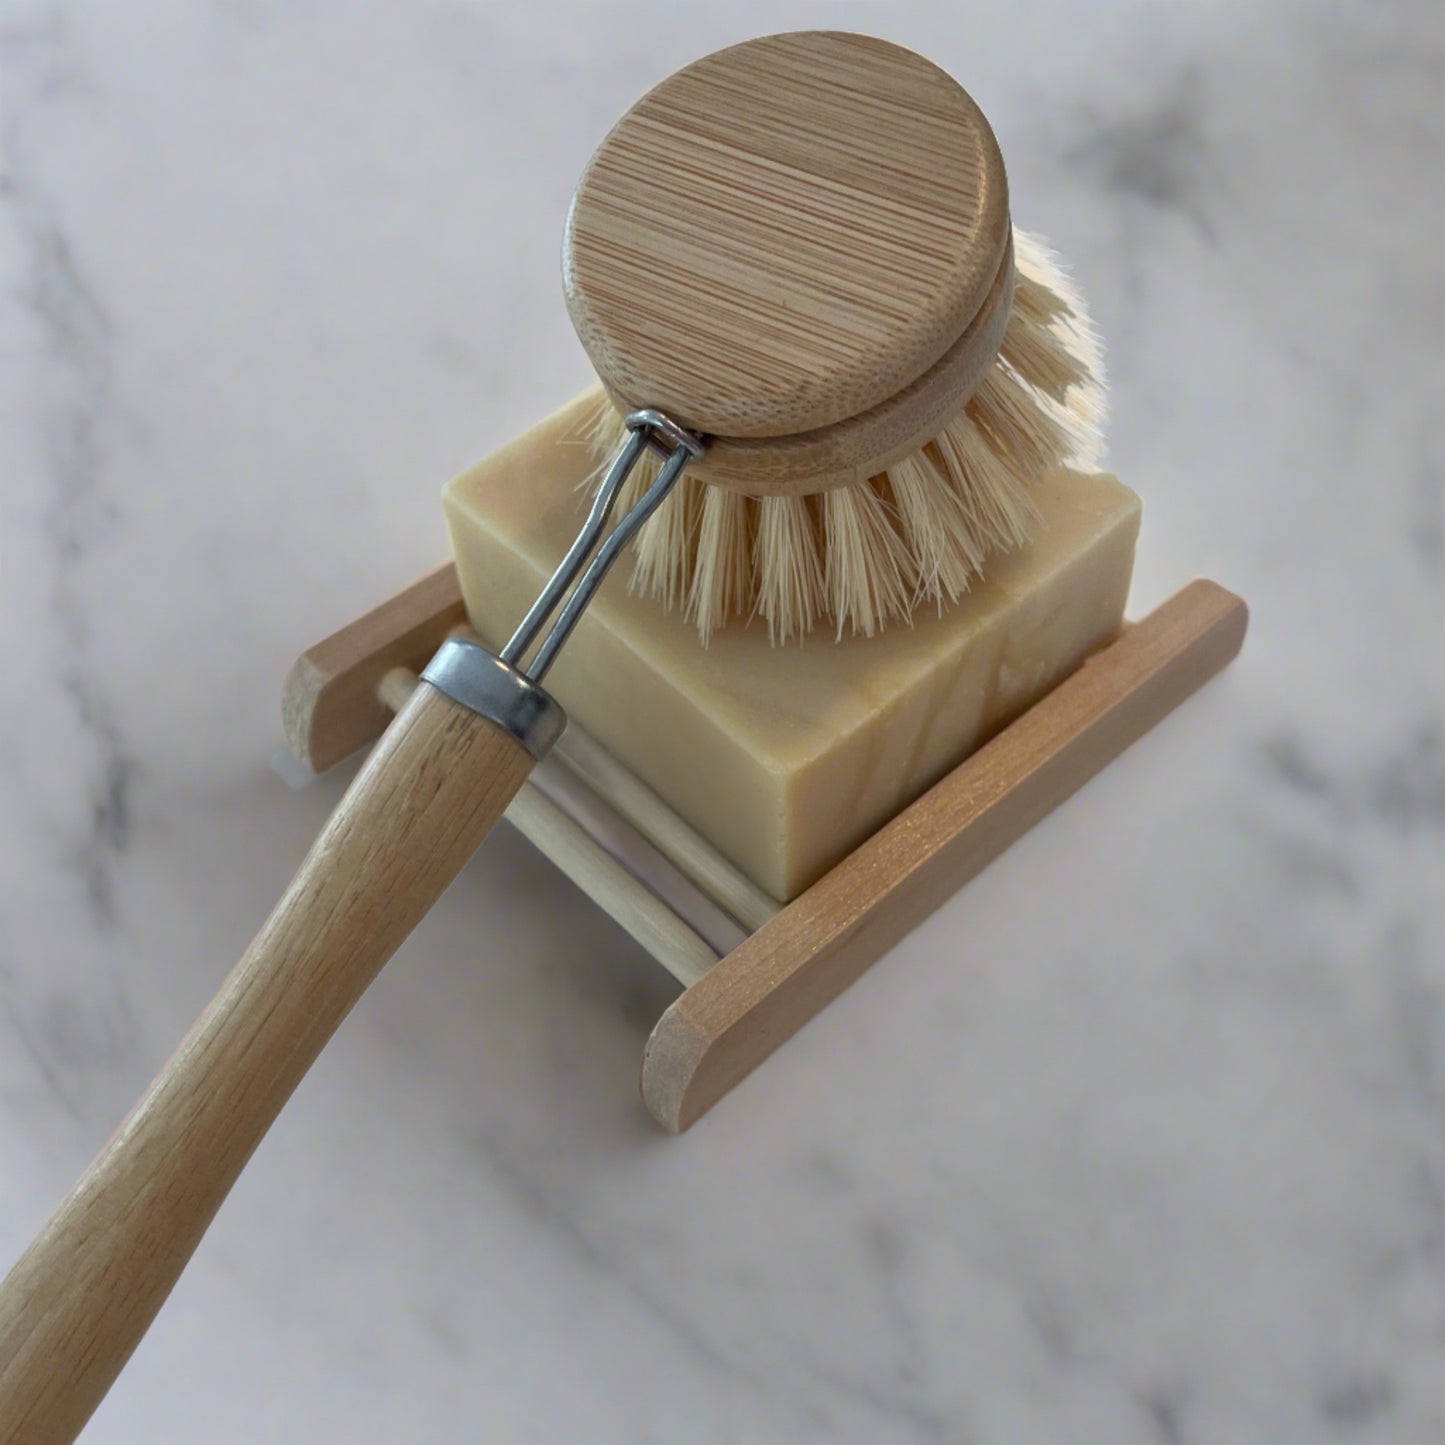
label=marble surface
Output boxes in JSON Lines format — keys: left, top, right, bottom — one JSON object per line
{"left": 1, "top": 1, "right": 1441, "bottom": 1440}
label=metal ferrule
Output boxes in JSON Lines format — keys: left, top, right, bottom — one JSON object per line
{"left": 421, "top": 639, "right": 567, "bottom": 761}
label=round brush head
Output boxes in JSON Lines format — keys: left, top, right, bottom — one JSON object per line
{"left": 562, "top": 31, "right": 1105, "bottom": 641}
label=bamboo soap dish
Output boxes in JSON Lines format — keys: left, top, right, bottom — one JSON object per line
{"left": 282, "top": 563, "right": 1247, "bottom": 1131}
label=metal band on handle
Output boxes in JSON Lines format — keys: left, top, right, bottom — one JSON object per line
{"left": 420, "top": 640, "right": 567, "bottom": 760}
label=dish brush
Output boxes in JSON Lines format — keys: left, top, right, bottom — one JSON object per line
{"left": 567, "top": 34, "right": 1105, "bottom": 642}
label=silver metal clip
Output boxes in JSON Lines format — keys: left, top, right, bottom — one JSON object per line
{"left": 499, "top": 410, "right": 706, "bottom": 682}
{"left": 420, "top": 409, "right": 705, "bottom": 759}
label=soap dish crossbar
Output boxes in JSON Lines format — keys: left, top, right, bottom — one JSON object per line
{"left": 282, "top": 565, "right": 1247, "bottom": 1131}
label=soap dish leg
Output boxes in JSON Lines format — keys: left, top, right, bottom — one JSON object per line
{"left": 640, "top": 580, "right": 1248, "bottom": 1132}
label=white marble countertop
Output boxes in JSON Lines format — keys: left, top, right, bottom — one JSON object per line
{"left": 2, "top": 2, "right": 1441, "bottom": 1440}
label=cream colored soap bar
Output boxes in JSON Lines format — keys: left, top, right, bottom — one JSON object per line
{"left": 443, "top": 389, "right": 1141, "bottom": 902}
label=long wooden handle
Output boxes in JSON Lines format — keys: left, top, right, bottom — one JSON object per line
{"left": 0, "top": 681, "right": 535, "bottom": 1442}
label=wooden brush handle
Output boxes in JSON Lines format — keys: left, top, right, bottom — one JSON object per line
{"left": 0, "top": 681, "right": 535, "bottom": 1443}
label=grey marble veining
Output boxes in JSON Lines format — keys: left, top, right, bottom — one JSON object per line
{"left": 1, "top": 1, "right": 1441, "bottom": 1441}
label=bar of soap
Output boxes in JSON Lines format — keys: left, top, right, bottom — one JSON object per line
{"left": 443, "top": 388, "right": 1141, "bottom": 902}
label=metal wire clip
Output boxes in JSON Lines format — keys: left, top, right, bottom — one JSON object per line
{"left": 421, "top": 409, "right": 705, "bottom": 758}
{"left": 500, "top": 409, "right": 706, "bottom": 681}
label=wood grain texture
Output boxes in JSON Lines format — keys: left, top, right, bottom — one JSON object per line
{"left": 641, "top": 580, "right": 1249, "bottom": 1133}
{"left": 0, "top": 683, "right": 534, "bottom": 1442}
{"left": 282, "top": 561, "right": 466, "bottom": 773}
{"left": 564, "top": 31, "right": 1009, "bottom": 447}
{"left": 598, "top": 234, "right": 1015, "bottom": 495}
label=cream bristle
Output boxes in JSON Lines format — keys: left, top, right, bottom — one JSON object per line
{"left": 888, "top": 446, "right": 987, "bottom": 606}
{"left": 577, "top": 385, "right": 632, "bottom": 462}
{"left": 1013, "top": 228, "right": 1108, "bottom": 470}
{"left": 822, "top": 483, "right": 913, "bottom": 638}
{"left": 687, "top": 486, "right": 751, "bottom": 644}
{"left": 584, "top": 225, "right": 1107, "bottom": 642}
{"left": 754, "top": 495, "right": 824, "bottom": 644}
{"left": 1011, "top": 270, "right": 1070, "bottom": 326}
{"left": 931, "top": 412, "right": 1039, "bottom": 555}
{"left": 966, "top": 363, "right": 1073, "bottom": 482}
{"left": 999, "top": 311, "right": 1088, "bottom": 400}
{"left": 630, "top": 471, "right": 700, "bottom": 612}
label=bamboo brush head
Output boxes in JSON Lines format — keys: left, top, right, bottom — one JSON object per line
{"left": 561, "top": 31, "right": 1106, "bottom": 640}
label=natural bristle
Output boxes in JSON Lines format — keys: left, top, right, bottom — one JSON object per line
{"left": 688, "top": 487, "right": 752, "bottom": 644}
{"left": 756, "top": 495, "right": 825, "bottom": 644}
{"left": 584, "top": 227, "right": 1107, "bottom": 643}
{"left": 823, "top": 484, "right": 912, "bottom": 639}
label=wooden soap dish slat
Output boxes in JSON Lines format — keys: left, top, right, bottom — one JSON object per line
{"left": 282, "top": 566, "right": 1247, "bottom": 1131}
